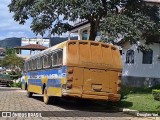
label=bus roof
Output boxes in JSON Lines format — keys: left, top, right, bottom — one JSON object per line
{"left": 26, "top": 40, "right": 117, "bottom": 62}
{"left": 26, "top": 40, "right": 67, "bottom": 61}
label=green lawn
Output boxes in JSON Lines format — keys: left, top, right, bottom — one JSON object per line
{"left": 117, "top": 94, "right": 160, "bottom": 113}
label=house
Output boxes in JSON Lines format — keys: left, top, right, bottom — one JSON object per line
{"left": 68, "top": 0, "right": 160, "bottom": 87}
{"left": 121, "top": 41, "right": 160, "bottom": 87}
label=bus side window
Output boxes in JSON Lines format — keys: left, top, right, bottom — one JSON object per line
{"left": 33, "top": 59, "right": 37, "bottom": 70}
{"left": 31, "top": 60, "right": 34, "bottom": 70}
{"left": 27, "top": 62, "right": 29, "bottom": 71}
{"left": 57, "top": 50, "right": 63, "bottom": 65}
{"left": 48, "top": 54, "right": 52, "bottom": 68}
{"left": 43, "top": 56, "right": 48, "bottom": 68}
{"left": 37, "top": 58, "right": 39, "bottom": 69}
{"left": 26, "top": 63, "right": 28, "bottom": 72}
{"left": 37, "top": 57, "right": 42, "bottom": 69}
{"left": 40, "top": 57, "right": 43, "bottom": 69}
{"left": 52, "top": 53, "right": 58, "bottom": 66}
{"left": 29, "top": 61, "right": 32, "bottom": 71}
{"left": 24, "top": 63, "right": 26, "bottom": 72}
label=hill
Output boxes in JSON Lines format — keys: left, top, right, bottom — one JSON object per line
{"left": 0, "top": 37, "right": 21, "bottom": 48}
{"left": 0, "top": 36, "right": 78, "bottom": 48}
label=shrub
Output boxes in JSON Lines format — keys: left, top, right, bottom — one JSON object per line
{"left": 152, "top": 89, "right": 160, "bottom": 101}
{"left": 10, "top": 81, "right": 22, "bottom": 88}
{"left": 120, "top": 87, "right": 131, "bottom": 100}
{"left": 120, "top": 85, "right": 160, "bottom": 100}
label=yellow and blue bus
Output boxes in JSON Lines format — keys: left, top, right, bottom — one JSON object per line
{"left": 22, "top": 40, "right": 122, "bottom": 104}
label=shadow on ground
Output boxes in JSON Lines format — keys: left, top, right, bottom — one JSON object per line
{"left": 31, "top": 94, "right": 133, "bottom": 113}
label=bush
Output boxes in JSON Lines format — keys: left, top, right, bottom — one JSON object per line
{"left": 152, "top": 89, "right": 160, "bottom": 101}
{"left": 10, "top": 81, "right": 22, "bottom": 88}
{"left": 120, "top": 87, "right": 131, "bottom": 100}
{"left": 120, "top": 85, "right": 160, "bottom": 100}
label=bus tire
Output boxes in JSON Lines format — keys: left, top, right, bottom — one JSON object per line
{"left": 27, "top": 91, "right": 33, "bottom": 98}
{"left": 43, "top": 88, "right": 59, "bottom": 105}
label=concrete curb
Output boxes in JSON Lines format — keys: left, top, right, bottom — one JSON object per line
{"left": 118, "top": 107, "right": 139, "bottom": 116}
{"left": 0, "top": 86, "right": 21, "bottom": 90}
{"left": 114, "top": 107, "right": 159, "bottom": 120}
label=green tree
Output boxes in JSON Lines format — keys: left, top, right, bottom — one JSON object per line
{"left": 8, "top": 0, "right": 160, "bottom": 43}
{"left": 1, "top": 52, "right": 24, "bottom": 70}
{"left": 5, "top": 48, "right": 16, "bottom": 55}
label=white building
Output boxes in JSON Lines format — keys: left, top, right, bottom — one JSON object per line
{"left": 68, "top": 0, "right": 160, "bottom": 87}
{"left": 121, "top": 41, "right": 160, "bottom": 87}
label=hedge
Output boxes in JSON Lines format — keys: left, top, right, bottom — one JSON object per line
{"left": 152, "top": 89, "right": 160, "bottom": 101}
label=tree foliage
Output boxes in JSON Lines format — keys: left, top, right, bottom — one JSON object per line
{"left": 8, "top": 0, "right": 160, "bottom": 43}
{"left": 100, "top": 1, "right": 160, "bottom": 45}
{"left": 1, "top": 49, "right": 24, "bottom": 70}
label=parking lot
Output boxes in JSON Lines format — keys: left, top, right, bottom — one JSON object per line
{"left": 0, "top": 87, "right": 157, "bottom": 120}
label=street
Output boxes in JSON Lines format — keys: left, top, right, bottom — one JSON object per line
{"left": 0, "top": 87, "right": 157, "bottom": 120}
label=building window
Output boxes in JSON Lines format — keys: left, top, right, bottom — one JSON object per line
{"left": 126, "top": 50, "right": 134, "bottom": 64}
{"left": 96, "top": 31, "right": 101, "bottom": 36}
{"left": 82, "top": 30, "right": 88, "bottom": 40}
{"left": 142, "top": 49, "right": 153, "bottom": 64}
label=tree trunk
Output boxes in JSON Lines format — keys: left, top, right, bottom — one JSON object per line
{"left": 89, "top": 21, "right": 97, "bottom": 41}
{"left": 89, "top": 20, "right": 100, "bottom": 41}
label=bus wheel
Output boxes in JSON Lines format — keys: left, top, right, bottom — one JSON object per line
{"left": 27, "top": 91, "right": 33, "bottom": 98}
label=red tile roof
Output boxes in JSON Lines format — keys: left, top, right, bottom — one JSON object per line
{"left": 14, "top": 44, "right": 48, "bottom": 50}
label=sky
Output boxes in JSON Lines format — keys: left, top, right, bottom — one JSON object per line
{"left": 0, "top": 0, "right": 72, "bottom": 40}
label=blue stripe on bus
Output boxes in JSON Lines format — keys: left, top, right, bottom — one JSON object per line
{"left": 26, "top": 66, "right": 67, "bottom": 79}
{"left": 47, "top": 79, "right": 61, "bottom": 88}
{"left": 26, "top": 66, "right": 67, "bottom": 90}
{"left": 28, "top": 79, "right": 43, "bottom": 87}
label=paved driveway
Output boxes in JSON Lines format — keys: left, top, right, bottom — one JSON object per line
{"left": 0, "top": 87, "right": 157, "bottom": 120}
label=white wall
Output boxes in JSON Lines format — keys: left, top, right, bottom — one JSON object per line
{"left": 70, "top": 23, "right": 90, "bottom": 40}
{"left": 122, "top": 41, "right": 160, "bottom": 78}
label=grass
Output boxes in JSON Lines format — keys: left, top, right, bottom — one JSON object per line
{"left": 117, "top": 94, "right": 160, "bottom": 114}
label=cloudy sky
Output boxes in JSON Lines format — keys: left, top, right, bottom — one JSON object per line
{"left": 0, "top": 0, "right": 72, "bottom": 40}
